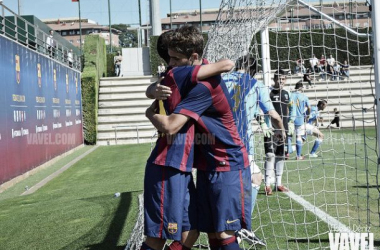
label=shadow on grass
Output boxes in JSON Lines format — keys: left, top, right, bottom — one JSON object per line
{"left": 352, "top": 185, "right": 379, "bottom": 188}
{"left": 60, "top": 191, "right": 141, "bottom": 250}
{"left": 287, "top": 238, "right": 330, "bottom": 244}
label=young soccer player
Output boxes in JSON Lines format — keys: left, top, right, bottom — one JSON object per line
{"left": 305, "top": 100, "right": 327, "bottom": 157}
{"left": 263, "top": 69, "right": 295, "bottom": 195}
{"left": 291, "top": 81, "right": 311, "bottom": 160}
{"left": 142, "top": 28, "right": 236, "bottom": 250}
{"left": 146, "top": 26, "right": 252, "bottom": 250}
{"left": 223, "top": 55, "right": 284, "bottom": 245}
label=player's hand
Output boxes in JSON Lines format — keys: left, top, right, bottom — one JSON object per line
{"left": 145, "top": 101, "right": 158, "bottom": 118}
{"left": 288, "top": 121, "right": 295, "bottom": 136}
{"left": 154, "top": 77, "right": 172, "bottom": 100}
{"left": 260, "top": 122, "right": 273, "bottom": 138}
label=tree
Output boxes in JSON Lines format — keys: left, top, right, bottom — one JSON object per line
{"left": 112, "top": 24, "right": 138, "bottom": 48}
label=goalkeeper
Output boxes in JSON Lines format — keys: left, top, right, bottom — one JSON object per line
{"left": 263, "top": 69, "right": 295, "bottom": 195}
{"left": 222, "top": 55, "right": 284, "bottom": 245}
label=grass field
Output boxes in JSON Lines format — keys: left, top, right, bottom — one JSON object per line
{"left": 0, "top": 144, "right": 150, "bottom": 250}
{"left": 0, "top": 128, "right": 378, "bottom": 250}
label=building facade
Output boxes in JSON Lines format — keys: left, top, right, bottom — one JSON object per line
{"left": 43, "top": 18, "right": 120, "bottom": 47}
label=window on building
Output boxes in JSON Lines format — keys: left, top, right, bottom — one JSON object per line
{"left": 76, "top": 30, "right": 80, "bottom": 35}
{"left": 86, "top": 30, "right": 92, "bottom": 34}
{"left": 62, "top": 31, "right": 67, "bottom": 36}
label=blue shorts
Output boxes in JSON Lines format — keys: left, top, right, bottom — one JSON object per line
{"left": 144, "top": 163, "right": 197, "bottom": 240}
{"left": 197, "top": 167, "right": 252, "bottom": 233}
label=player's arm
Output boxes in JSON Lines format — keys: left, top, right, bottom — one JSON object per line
{"left": 196, "top": 59, "right": 234, "bottom": 80}
{"left": 145, "top": 101, "right": 189, "bottom": 135}
{"left": 145, "top": 77, "right": 172, "bottom": 100}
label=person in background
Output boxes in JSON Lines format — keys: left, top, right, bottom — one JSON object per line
{"left": 46, "top": 30, "right": 56, "bottom": 58}
{"left": 114, "top": 51, "right": 123, "bottom": 77}
{"left": 67, "top": 49, "right": 73, "bottom": 68}
{"left": 340, "top": 60, "right": 350, "bottom": 79}
{"left": 327, "top": 108, "right": 341, "bottom": 129}
{"left": 157, "top": 62, "right": 166, "bottom": 76}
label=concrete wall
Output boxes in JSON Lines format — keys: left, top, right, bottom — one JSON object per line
{"left": 121, "top": 47, "right": 151, "bottom": 76}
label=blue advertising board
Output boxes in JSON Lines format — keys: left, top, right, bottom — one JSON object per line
{"left": 0, "top": 35, "right": 83, "bottom": 184}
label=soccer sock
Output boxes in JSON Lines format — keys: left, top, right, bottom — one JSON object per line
{"left": 168, "top": 241, "right": 191, "bottom": 250}
{"left": 275, "top": 160, "right": 284, "bottom": 187}
{"left": 265, "top": 153, "right": 275, "bottom": 185}
{"left": 296, "top": 139, "right": 303, "bottom": 157}
{"left": 140, "top": 242, "right": 155, "bottom": 250}
{"left": 209, "top": 238, "right": 222, "bottom": 250}
{"left": 251, "top": 184, "right": 260, "bottom": 214}
{"left": 287, "top": 136, "right": 293, "bottom": 154}
{"left": 220, "top": 236, "right": 241, "bottom": 250}
{"left": 310, "top": 139, "right": 322, "bottom": 154}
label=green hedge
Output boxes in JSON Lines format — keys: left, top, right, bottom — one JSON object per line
{"left": 81, "top": 35, "right": 107, "bottom": 144}
{"left": 150, "top": 28, "right": 371, "bottom": 72}
{"left": 253, "top": 28, "right": 372, "bottom": 71}
{"left": 106, "top": 53, "right": 116, "bottom": 77}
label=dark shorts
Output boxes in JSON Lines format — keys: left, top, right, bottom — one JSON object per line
{"left": 144, "top": 163, "right": 197, "bottom": 240}
{"left": 197, "top": 167, "right": 252, "bottom": 233}
{"left": 264, "top": 135, "right": 285, "bottom": 156}
{"left": 331, "top": 117, "right": 340, "bottom": 127}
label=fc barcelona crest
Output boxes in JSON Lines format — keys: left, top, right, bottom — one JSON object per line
{"left": 53, "top": 69, "right": 57, "bottom": 90}
{"left": 15, "top": 54, "right": 20, "bottom": 84}
{"left": 37, "top": 63, "right": 42, "bottom": 88}
{"left": 66, "top": 73, "right": 69, "bottom": 93}
{"left": 168, "top": 223, "right": 178, "bottom": 234}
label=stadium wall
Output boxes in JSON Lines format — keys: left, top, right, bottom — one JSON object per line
{"left": 0, "top": 34, "right": 83, "bottom": 184}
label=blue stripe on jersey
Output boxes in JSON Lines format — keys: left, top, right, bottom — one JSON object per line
{"left": 223, "top": 72, "right": 273, "bottom": 155}
{"left": 291, "top": 91, "right": 310, "bottom": 126}
{"left": 308, "top": 106, "right": 319, "bottom": 124}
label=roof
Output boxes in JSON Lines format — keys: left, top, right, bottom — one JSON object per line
{"left": 47, "top": 22, "right": 121, "bottom": 33}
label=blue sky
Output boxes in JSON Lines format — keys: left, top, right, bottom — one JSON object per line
{"left": 2, "top": 0, "right": 223, "bottom": 26}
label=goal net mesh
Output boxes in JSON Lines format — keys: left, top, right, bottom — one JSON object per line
{"left": 127, "top": 1, "right": 379, "bottom": 249}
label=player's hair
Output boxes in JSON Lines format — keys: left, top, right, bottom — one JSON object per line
{"left": 168, "top": 25, "right": 204, "bottom": 58}
{"left": 157, "top": 30, "right": 173, "bottom": 64}
{"left": 235, "top": 55, "right": 257, "bottom": 77}
{"left": 274, "top": 68, "right": 286, "bottom": 80}
{"left": 317, "top": 99, "right": 327, "bottom": 107}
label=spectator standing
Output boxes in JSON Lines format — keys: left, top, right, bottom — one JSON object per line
{"left": 46, "top": 30, "right": 56, "bottom": 58}
{"left": 157, "top": 62, "right": 166, "bottom": 76}
{"left": 67, "top": 49, "right": 73, "bottom": 68}
{"left": 114, "top": 51, "right": 123, "bottom": 77}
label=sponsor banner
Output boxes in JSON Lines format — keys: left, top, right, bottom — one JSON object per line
{"left": 0, "top": 35, "right": 83, "bottom": 184}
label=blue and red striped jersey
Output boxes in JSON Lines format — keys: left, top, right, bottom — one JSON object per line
{"left": 147, "top": 65, "right": 202, "bottom": 172}
{"left": 172, "top": 65, "right": 249, "bottom": 172}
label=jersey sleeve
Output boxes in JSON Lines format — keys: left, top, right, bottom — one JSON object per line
{"left": 257, "top": 82, "right": 274, "bottom": 113}
{"left": 173, "top": 83, "right": 212, "bottom": 121}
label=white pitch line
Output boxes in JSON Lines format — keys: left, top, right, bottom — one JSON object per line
{"left": 285, "top": 191, "right": 354, "bottom": 233}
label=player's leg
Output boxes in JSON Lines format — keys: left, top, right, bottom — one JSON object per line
{"left": 264, "top": 136, "right": 275, "bottom": 195}
{"left": 295, "top": 125, "right": 305, "bottom": 160}
{"left": 143, "top": 163, "right": 193, "bottom": 250}
{"left": 310, "top": 126, "right": 324, "bottom": 157}
{"left": 275, "top": 142, "right": 288, "bottom": 192}
{"left": 170, "top": 172, "right": 199, "bottom": 250}
{"left": 286, "top": 133, "right": 293, "bottom": 155}
{"left": 199, "top": 169, "right": 252, "bottom": 250}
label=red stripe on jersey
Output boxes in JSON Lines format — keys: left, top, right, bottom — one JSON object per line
{"left": 164, "top": 72, "right": 182, "bottom": 112}
{"left": 239, "top": 170, "right": 247, "bottom": 228}
{"left": 158, "top": 166, "right": 166, "bottom": 238}
{"left": 191, "top": 65, "right": 201, "bottom": 84}
{"left": 153, "top": 136, "right": 170, "bottom": 166}
{"left": 180, "top": 122, "right": 194, "bottom": 172}
{"left": 200, "top": 79, "right": 249, "bottom": 169}
{"left": 195, "top": 116, "right": 230, "bottom": 171}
